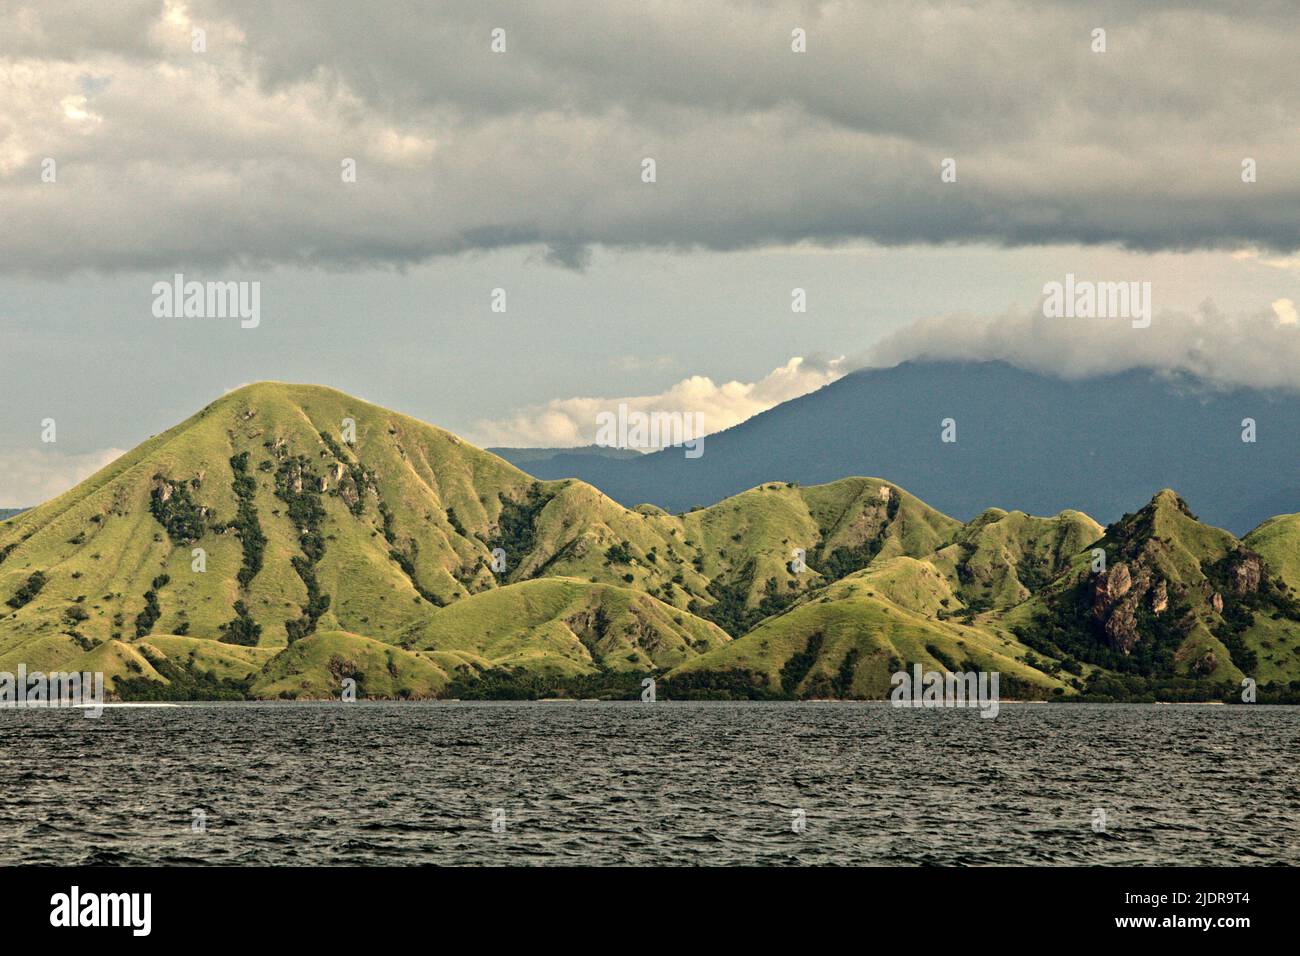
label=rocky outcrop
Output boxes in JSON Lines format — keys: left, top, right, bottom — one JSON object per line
{"left": 1090, "top": 559, "right": 1170, "bottom": 654}
{"left": 152, "top": 477, "right": 174, "bottom": 503}
{"left": 1149, "top": 579, "right": 1168, "bottom": 615}
{"left": 1190, "top": 650, "right": 1217, "bottom": 676}
{"left": 1228, "top": 550, "right": 1262, "bottom": 596}
{"left": 1092, "top": 563, "right": 1132, "bottom": 617}
{"left": 1103, "top": 600, "right": 1141, "bottom": 653}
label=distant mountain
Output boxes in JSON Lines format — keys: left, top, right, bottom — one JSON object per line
{"left": 4, "top": 382, "right": 1297, "bottom": 702}
{"left": 489, "top": 444, "right": 643, "bottom": 465}
{"left": 517, "top": 361, "right": 1300, "bottom": 536}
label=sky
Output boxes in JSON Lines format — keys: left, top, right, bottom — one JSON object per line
{"left": 1, "top": 0, "right": 1298, "bottom": 505}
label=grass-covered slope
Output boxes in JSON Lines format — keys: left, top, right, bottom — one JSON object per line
{"left": 930, "top": 508, "right": 1103, "bottom": 610}
{"left": 3, "top": 383, "right": 1296, "bottom": 701}
{"left": 673, "top": 477, "right": 960, "bottom": 637}
{"left": 1240, "top": 513, "right": 1300, "bottom": 683}
{"left": 0, "top": 384, "right": 958, "bottom": 698}
{"left": 0, "top": 383, "right": 535, "bottom": 658}
{"left": 1244, "top": 513, "right": 1300, "bottom": 592}
{"left": 250, "top": 630, "right": 449, "bottom": 699}
{"left": 1003, "top": 491, "right": 1300, "bottom": 696}
{"left": 667, "top": 490, "right": 1300, "bottom": 702}
{"left": 665, "top": 557, "right": 1069, "bottom": 701}
{"left": 402, "top": 577, "right": 730, "bottom": 676}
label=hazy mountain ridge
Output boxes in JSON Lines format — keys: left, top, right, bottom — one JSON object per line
{"left": 513, "top": 361, "right": 1300, "bottom": 536}
{"left": 486, "top": 445, "right": 643, "bottom": 464}
{"left": 2, "top": 382, "right": 1297, "bottom": 702}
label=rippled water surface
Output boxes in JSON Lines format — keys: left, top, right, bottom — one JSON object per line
{"left": 2, "top": 702, "right": 1297, "bottom": 865}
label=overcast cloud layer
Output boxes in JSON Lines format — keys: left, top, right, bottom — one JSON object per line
{"left": 5, "top": 0, "right": 1300, "bottom": 274}
{"left": 868, "top": 299, "right": 1300, "bottom": 391}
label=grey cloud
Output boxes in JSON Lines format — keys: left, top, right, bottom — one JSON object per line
{"left": 3, "top": 0, "right": 1300, "bottom": 274}
{"left": 1, "top": 0, "right": 163, "bottom": 61}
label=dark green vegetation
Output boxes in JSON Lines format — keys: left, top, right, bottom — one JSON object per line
{"left": 226, "top": 452, "right": 266, "bottom": 588}
{"left": 275, "top": 455, "right": 331, "bottom": 642}
{"left": 133, "top": 573, "right": 169, "bottom": 637}
{"left": 220, "top": 600, "right": 262, "bottom": 646}
{"left": 690, "top": 561, "right": 800, "bottom": 638}
{"left": 444, "top": 664, "right": 652, "bottom": 701}
{"left": 114, "top": 645, "right": 252, "bottom": 701}
{"left": 5, "top": 570, "right": 47, "bottom": 609}
{"left": 149, "top": 477, "right": 207, "bottom": 544}
{"left": 3, "top": 382, "right": 1298, "bottom": 703}
{"left": 487, "top": 485, "right": 553, "bottom": 573}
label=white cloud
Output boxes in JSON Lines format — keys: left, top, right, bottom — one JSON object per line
{"left": 1234, "top": 248, "right": 1300, "bottom": 272}
{"left": 0, "top": 447, "right": 126, "bottom": 508}
{"left": 473, "top": 355, "right": 848, "bottom": 448}
{"left": 866, "top": 302, "right": 1300, "bottom": 392}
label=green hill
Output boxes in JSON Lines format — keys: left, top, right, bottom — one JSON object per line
{"left": 930, "top": 508, "right": 1104, "bottom": 609}
{"left": 665, "top": 556, "right": 1070, "bottom": 701}
{"left": 1003, "top": 491, "right": 1300, "bottom": 698}
{"left": 3, "top": 383, "right": 1297, "bottom": 702}
{"left": 0, "top": 384, "right": 959, "bottom": 699}
{"left": 1244, "top": 513, "right": 1300, "bottom": 593}
{"left": 402, "top": 577, "right": 731, "bottom": 675}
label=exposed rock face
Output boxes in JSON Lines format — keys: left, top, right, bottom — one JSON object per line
{"left": 1092, "top": 562, "right": 1140, "bottom": 652}
{"left": 1090, "top": 560, "right": 1170, "bottom": 653}
{"left": 1103, "top": 602, "right": 1141, "bottom": 653}
{"left": 338, "top": 479, "right": 360, "bottom": 511}
{"left": 1229, "top": 550, "right": 1262, "bottom": 595}
{"left": 1150, "top": 579, "right": 1168, "bottom": 615}
{"left": 1092, "top": 563, "right": 1132, "bottom": 621}
{"left": 1212, "top": 592, "right": 1224, "bottom": 613}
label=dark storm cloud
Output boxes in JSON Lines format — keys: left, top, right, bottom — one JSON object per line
{"left": 2, "top": 0, "right": 1299, "bottom": 273}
